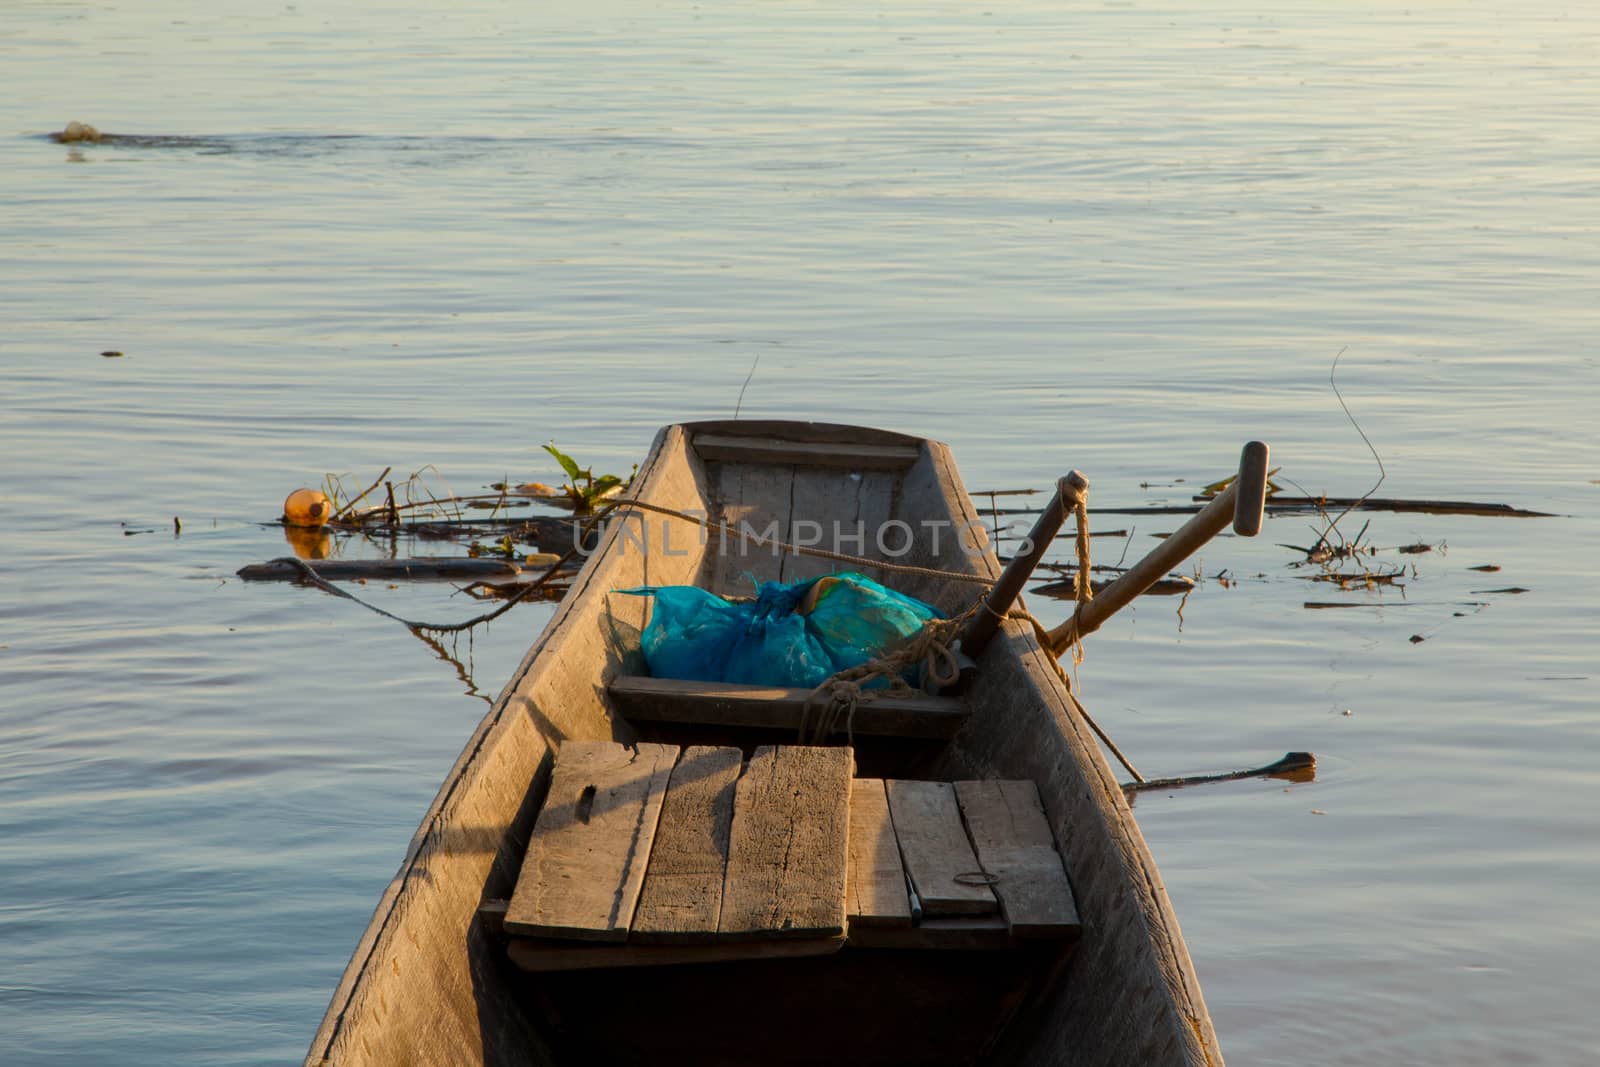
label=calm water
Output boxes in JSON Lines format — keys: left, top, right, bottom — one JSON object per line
{"left": 3, "top": 1, "right": 1598, "bottom": 1063}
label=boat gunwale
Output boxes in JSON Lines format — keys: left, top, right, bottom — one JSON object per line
{"left": 304, "top": 424, "right": 690, "bottom": 1064}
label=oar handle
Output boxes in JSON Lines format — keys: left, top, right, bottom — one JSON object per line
{"left": 1046, "top": 441, "right": 1269, "bottom": 649}
{"left": 1233, "top": 440, "right": 1270, "bottom": 536}
{"left": 956, "top": 470, "right": 1089, "bottom": 661}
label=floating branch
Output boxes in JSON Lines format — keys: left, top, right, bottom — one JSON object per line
{"left": 989, "top": 494, "right": 1555, "bottom": 520}
{"left": 1125, "top": 751, "right": 1316, "bottom": 794}
{"left": 238, "top": 557, "right": 523, "bottom": 582}
{"left": 1031, "top": 575, "right": 1195, "bottom": 599}
{"left": 1247, "top": 496, "right": 1553, "bottom": 518}
{"left": 1294, "top": 569, "right": 1405, "bottom": 590}
{"left": 1051, "top": 497, "right": 1556, "bottom": 518}
{"left": 460, "top": 579, "right": 573, "bottom": 602}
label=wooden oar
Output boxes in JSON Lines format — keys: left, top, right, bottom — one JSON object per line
{"left": 1047, "top": 441, "right": 1270, "bottom": 650}
{"left": 955, "top": 470, "right": 1090, "bottom": 662}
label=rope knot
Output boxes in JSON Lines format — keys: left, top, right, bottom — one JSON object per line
{"left": 799, "top": 612, "right": 969, "bottom": 744}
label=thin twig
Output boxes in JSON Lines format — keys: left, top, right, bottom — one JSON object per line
{"left": 411, "top": 628, "right": 492, "bottom": 706}
{"left": 333, "top": 466, "right": 392, "bottom": 521}
{"left": 1115, "top": 525, "right": 1135, "bottom": 568}
{"left": 276, "top": 505, "right": 614, "bottom": 632}
{"left": 405, "top": 464, "right": 463, "bottom": 522}
{"left": 1312, "top": 347, "right": 1386, "bottom": 555}
{"left": 734, "top": 355, "right": 761, "bottom": 419}
{"left": 266, "top": 555, "right": 559, "bottom": 631}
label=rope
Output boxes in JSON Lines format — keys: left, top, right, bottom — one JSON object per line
{"left": 1004, "top": 605, "right": 1144, "bottom": 783}
{"left": 798, "top": 607, "right": 977, "bottom": 744}
{"left": 604, "top": 496, "right": 995, "bottom": 586}
{"left": 796, "top": 597, "right": 1144, "bottom": 782}
{"left": 1060, "top": 487, "right": 1094, "bottom": 668}
{"left": 769, "top": 479, "right": 1142, "bottom": 782}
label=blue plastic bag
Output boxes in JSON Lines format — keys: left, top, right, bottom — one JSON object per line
{"left": 618, "top": 573, "right": 941, "bottom": 689}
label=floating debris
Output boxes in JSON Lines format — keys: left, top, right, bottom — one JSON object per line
{"left": 237, "top": 557, "right": 523, "bottom": 582}
{"left": 1033, "top": 574, "right": 1194, "bottom": 599}
{"left": 1073, "top": 496, "right": 1556, "bottom": 518}
{"left": 460, "top": 579, "right": 572, "bottom": 603}
{"left": 53, "top": 120, "right": 103, "bottom": 143}
{"left": 1296, "top": 569, "right": 1404, "bottom": 590}
{"left": 283, "top": 488, "right": 331, "bottom": 528}
{"left": 1124, "top": 752, "right": 1316, "bottom": 795}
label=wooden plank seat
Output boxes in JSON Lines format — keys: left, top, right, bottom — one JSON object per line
{"left": 691, "top": 432, "right": 921, "bottom": 470}
{"left": 608, "top": 675, "right": 971, "bottom": 740}
{"left": 499, "top": 740, "right": 1080, "bottom": 973}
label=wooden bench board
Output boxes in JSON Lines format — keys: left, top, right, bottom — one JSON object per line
{"left": 884, "top": 779, "right": 998, "bottom": 917}
{"left": 717, "top": 745, "right": 853, "bottom": 940}
{"left": 508, "top": 934, "right": 846, "bottom": 973}
{"left": 846, "top": 778, "right": 912, "bottom": 928}
{"left": 502, "top": 750, "right": 1081, "bottom": 972}
{"left": 608, "top": 674, "right": 969, "bottom": 739}
{"left": 954, "top": 779, "right": 1081, "bottom": 938}
{"left": 845, "top": 917, "right": 1014, "bottom": 952}
{"left": 693, "top": 433, "right": 920, "bottom": 470}
{"left": 503, "top": 740, "right": 678, "bottom": 942}
{"left": 631, "top": 746, "right": 744, "bottom": 943}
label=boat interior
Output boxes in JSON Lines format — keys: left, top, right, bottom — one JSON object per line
{"left": 306, "top": 420, "right": 1220, "bottom": 1067}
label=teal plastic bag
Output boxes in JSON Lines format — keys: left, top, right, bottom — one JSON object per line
{"left": 618, "top": 573, "right": 941, "bottom": 689}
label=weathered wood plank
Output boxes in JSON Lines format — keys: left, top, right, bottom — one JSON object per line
{"left": 237, "top": 557, "right": 522, "bottom": 582}
{"left": 846, "top": 779, "right": 912, "bottom": 928}
{"left": 630, "top": 746, "right": 743, "bottom": 944}
{"left": 884, "top": 779, "right": 997, "bottom": 917}
{"left": 774, "top": 464, "right": 903, "bottom": 586}
{"left": 503, "top": 741, "right": 678, "bottom": 942}
{"left": 609, "top": 675, "right": 969, "bottom": 739}
{"left": 704, "top": 461, "right": 793, "bottom": 595}
{"left": 477, "top": 897, "right": 510, "bottom": 937}
{"left": 684, "top": 419, "right": 925, "bottom": 451}
{"left": 845, "top": 916, "right": 1015, "bottom": 952}
{"left": 954, "top": 779, "right": 1081, "bottom": 938}
{"left": 694, "top": 433, "right": 920, "bottom": 470}
{"left": 506, "top": 934, "right": 845, "bottom": 973}
{"left": 718, "top": 745, "right": 853, "bottom": 940}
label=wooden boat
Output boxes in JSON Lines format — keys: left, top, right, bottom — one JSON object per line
{"left": 305, "top": 420, "right": 1234, "bottom": 1067}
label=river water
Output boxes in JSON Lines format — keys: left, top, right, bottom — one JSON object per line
{"left": 3, "top": 1, "right": 1597, "bottom": 1063}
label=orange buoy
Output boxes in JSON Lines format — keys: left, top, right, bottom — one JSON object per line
{"left": 283, "top": 488, "right": 331, "bottom": 527}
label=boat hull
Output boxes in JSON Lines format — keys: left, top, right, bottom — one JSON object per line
{"left": 305, "top": 421, "right": 1221, "bottom": 1067}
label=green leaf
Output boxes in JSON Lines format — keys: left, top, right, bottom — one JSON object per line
{"left": 543, "top": 443, "right": 583, "bottom": 482}
{"left": 590, "top": 474, "right": 623, "bottom": 497}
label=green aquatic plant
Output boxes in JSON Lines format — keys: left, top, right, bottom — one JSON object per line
{"left": 543, "top": 443, "right": 625, "bottom": 515}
